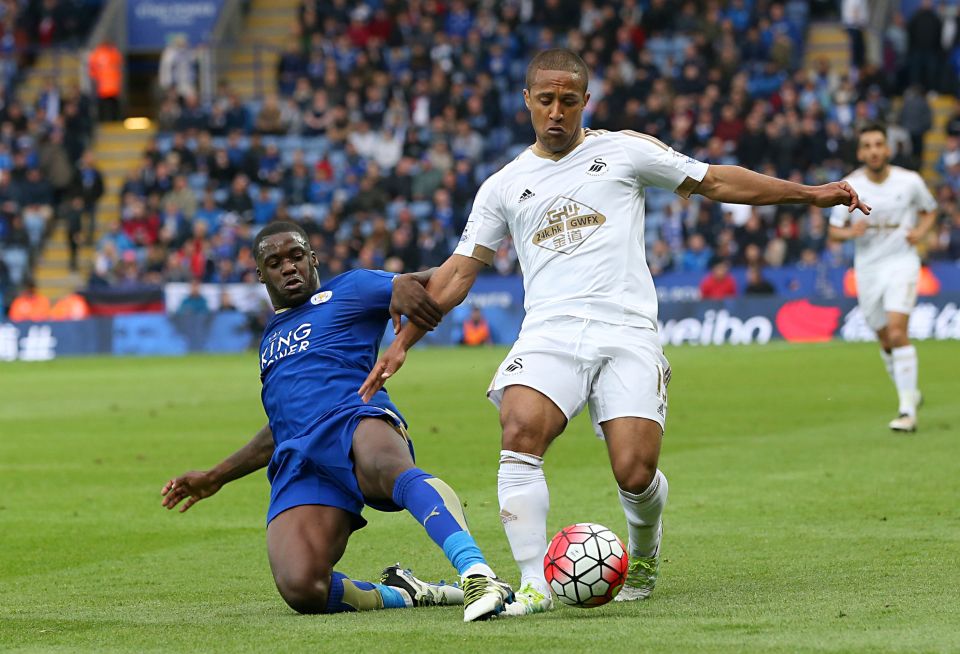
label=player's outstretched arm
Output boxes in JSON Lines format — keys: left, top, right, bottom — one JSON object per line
{"left": 693, "top": 165, "right": 872, "bottom": 214}
{"left": 359, "top": 254, "right": 485, "bottom": 402}
{"left": 161, "top": 423, "right": 274, "bottom": 513}
{"left": 389, "top": 268, "right": 442, "bottom": 334}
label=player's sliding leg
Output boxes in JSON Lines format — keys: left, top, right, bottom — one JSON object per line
{"left": 379, "top": 564, "right": 464, "bottom": 607}
{"left": 882, "top": 313, "right": 920, "bottom": 432}
{"left": 267, "top": 504, "right": 413, "bottom": 613}
{"left": 603, "top": 417, "right": 668, "bottom": 601}
{"left": 352, "top": 419, "right": 512, "bottom": 622}
{"left": 390, "top": 467, "right": 512, "bottom": 620}
{"left": 496, "top": 385, "right": 567, "bottom": 616}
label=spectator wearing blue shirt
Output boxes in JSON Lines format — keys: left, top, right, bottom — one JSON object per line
{"left": 445, "top": 0, "right": 473, "bottom": 38}
{"left": 309, "top": 166, "right": 336, "bottom": 204}
{"left": 98, "top": 220, "right": 135, "bottom": 255}
{"left": 724, "top": 0, "right": 752, "bottom": 33}
{"left": 195, "top": 191, "right": 224, "bottom": 229}
{"left": 177, "top": 279, "right": 210, "bottom": 315}
{"left": 681, "top": 234, "right": 714, "bottom": 273}
{"left": 253, "top": 186, "right": 279, "bottom": 225}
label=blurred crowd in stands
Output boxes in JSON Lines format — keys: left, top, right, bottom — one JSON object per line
{"left": 6, "top": 0, "right": 960, "bottom": 320}
{"left": 0, "top": 79, "right": 99, "bottom": 292}
{"left": 0, "top": 0, "right": 105, "bottom": 93}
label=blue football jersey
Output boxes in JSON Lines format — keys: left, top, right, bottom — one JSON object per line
{"left": 258, "top": 269, "right": 403, "bottom": 447}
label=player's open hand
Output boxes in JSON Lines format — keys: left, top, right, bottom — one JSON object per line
{"left": 390, "top": 274, "right": 443, "bottom": 334}
{"left": 161, "top": 471, "right": 222, "bottom": 513}
{"left": 906, "top": 227, "right": 924, "bottom": 245}
{"left": 813, "top": 181, "right": 871, "bottom": 214}
{"left": 359, "top": 342, "right": 407, "bottom": 402}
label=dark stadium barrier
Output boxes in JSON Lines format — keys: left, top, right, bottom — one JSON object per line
{"left": 84, "top": 287, "right": 167, "bottom": 316}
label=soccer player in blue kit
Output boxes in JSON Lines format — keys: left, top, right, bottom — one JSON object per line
{"left": 161, "top": 222, "right": 513, "bottom": 622}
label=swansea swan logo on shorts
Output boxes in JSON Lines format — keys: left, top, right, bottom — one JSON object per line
{"left": 502, "top": 357, "right": 524, "bottom": 375}
{"left": 531, "top": 196, "right": 607, "bottom": 255}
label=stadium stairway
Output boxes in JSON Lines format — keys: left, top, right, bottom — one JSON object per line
{"left": 17, "top": 49, "right": 83, "bottom": 106}
{"left": 34, "top": 122, "right": 156, "bottom": 300}
{"left": 921, "top": 95, "right": 957, "bottom": 184}
{"left": 804, "top": 23, "right": 850, "bottom": 78}
{"left": 221, "top": 0, "right": 300, "bottom": 99}
{"left": 803, "top": 23, "right": 956, "bottom": 183}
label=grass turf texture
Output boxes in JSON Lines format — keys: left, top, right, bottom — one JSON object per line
{"left": 1, "top": 341, "right": 958, "bottom": 653}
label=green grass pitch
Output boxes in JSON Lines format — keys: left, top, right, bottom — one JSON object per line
{"left": 1, "top": 341, "right": 959, "bottom": 653}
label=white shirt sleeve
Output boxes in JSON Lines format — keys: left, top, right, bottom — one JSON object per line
{"left": 613, "top": 130, "right": 709, "bottom": 195}
{"left": 913, "top": 174, "right": 937, "bottom": 213}
{"left": 453, "top": 175, "right": 508, "bottom": 264}
{"left": 828, "top": 202, "right": 850, "bottom": 227}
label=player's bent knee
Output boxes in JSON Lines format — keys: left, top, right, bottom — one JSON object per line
{"left": 613, "top": 460, "right": 657, "bottom": 495}
{"left": 275, "top": 569, "right": 332, "bottom": 614}
{"left": 887, "top": 328, "right": 909, "bottom": 347}
{"left": 501, "top": 418, "right": 552, "bottom": 455}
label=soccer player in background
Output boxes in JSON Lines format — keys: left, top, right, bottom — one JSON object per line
{"left": 360, "top": 49, "right": 870, "bottom": 615}
{"left": 828, "top": 123, "right": 937, "bottom": 432}
{"left": 161, "top": 222, "right": 513, "bottom": 622}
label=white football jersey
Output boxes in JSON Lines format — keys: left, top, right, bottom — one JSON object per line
{"left": 455, "top": 129, "right": 708, "bottom": 328}
{"left": 828, "top": 166, "right": 936, "bottom": 270}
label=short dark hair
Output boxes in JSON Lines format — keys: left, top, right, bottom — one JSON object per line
{"left": 858, "top": 122, "right": 887, "bottom": 140}
{"left": 253, "top": 221, "right": 310, "bottom": 261}
{"left": 526, "top": 49, "right": 589, "bottom": 93}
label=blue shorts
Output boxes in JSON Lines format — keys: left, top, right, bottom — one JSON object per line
{"left": 265, "top": 405, "right": 414, "bottom": 530}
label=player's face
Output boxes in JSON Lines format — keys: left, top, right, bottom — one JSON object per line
{"left": 857, "top": 131, "right": 891, "bottom": 173}
{"left": 256, "top": 232, "right": 320, "bottom": 309}
{"left": 523, "top": 69, "right": 589, "bottom": 153}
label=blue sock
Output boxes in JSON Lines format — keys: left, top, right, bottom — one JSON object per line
{"left": 442, "top": 531, "right": 487, "bottom": 577}
{"left": 324, "top": 571, "right": 409, "bottom": 613}
{"left": 393, "top": 468, "right": 489, "bottom": 576}
{"left": 373, "top": 584, "right": 409, "bottom": 609}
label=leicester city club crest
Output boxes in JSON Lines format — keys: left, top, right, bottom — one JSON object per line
{"left": 311, "top": 291, "right": 333, "bottom": 305}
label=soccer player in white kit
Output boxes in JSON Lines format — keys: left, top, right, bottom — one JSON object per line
{"left": 828, "top": 123, "right": 937, "bottom": 432}
{"left": 360, "top": 49, "right": 870, "bottom": 615}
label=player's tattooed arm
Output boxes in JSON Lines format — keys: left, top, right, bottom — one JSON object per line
{"left": 161, "top": 423, "right": 274, "bottom": 513}
{"left": 390, "top": 269, "right": 442, "bottom": 334}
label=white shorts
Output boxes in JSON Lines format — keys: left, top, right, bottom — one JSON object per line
{"left": 856, "top": 260, "right": 919, "bottom": 331}
{"left": 487, "top": 318, "right": 671, "bottom": 438}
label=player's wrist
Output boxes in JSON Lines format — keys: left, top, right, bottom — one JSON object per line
{"left": 391, "top": 333, "right": 413, "bottom": 351}
{"left": 204, "top": 466, "right": 228, "bottom": 487}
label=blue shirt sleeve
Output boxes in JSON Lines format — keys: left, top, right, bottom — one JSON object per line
{"left": 351, "top": 269, "right": 396, "bottom": 315}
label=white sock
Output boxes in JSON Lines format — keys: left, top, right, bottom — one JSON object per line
{"left": 497, "top": 450, "right": 550, "bottom": 594}
{"left": 891, "top": 345, "right": 918, "bottom": 416}
{"left": 461, "top": 563, "right": 495, "bottom": 580}
{"left": 618, "top": 469, "right": 668, "bottom": 559}
{"left": 880, "top": 349, "right": 895, "bottom": 384}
